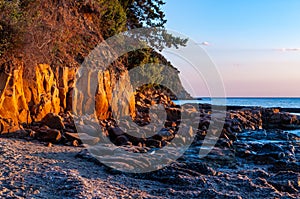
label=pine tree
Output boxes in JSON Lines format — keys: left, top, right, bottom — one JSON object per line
{"left": 119, "top": 0, "right": 166, "bottom": 29}
{"left": 119, "top": 0, "right": 188, "bottom": 50}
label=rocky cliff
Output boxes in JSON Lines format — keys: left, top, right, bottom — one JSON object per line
{"left": 0, "top": 0, "right": 189, "bottom": 134}
{"left": 0, "top": 60, "right": 136, "bottom": 134}
{"left": 0, "top": 0, "right": 136, "bottom": 133}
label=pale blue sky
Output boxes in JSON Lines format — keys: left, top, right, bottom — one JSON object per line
{"left": 162, "top": 0, "right": 300, "bottom": 97}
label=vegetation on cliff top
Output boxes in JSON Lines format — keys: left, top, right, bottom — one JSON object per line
{"left": 0, "top": 0, "right": 127, "bottom": 68}
{"left": 0, "top": 0, "right": 189, "bottom": 97}
{"left": 0, "top": 0, "right": 186, "bottom": 64}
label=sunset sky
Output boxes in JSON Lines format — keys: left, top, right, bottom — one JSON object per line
{"left": 162, "top": 0, "right": 300, "bottom": 97}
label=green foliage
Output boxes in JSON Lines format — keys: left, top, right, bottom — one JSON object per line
{"left": 0, "top": 0, "right": 128, "bottom": 66}
{"left": 131, "top": 49, "right": 164, "bottom": 86}
{"left": 0, "top": 0, "right": 22, "bottom": 23}
{"left": 99, "top": 0, "right": 127, "bottom": 39}
{"left": 118, "top": 0, "right": 188, "bottom": 51}
{"left": 116, "top": 0, "right": 188, "bottom": 97}
{"left": 122, "top": 48, "right": 188, "bottom": 98}
{"left": 0, "top": 0, "right": 24, "bottom": 57}
{"left": 130, "top": 63, "right": 165, "bottom": 89}
{"left": 119, "top": 0, "right": 166, "bottom": 29}
{"left": 0, "top": 0, "right": 187, "bottom": 73}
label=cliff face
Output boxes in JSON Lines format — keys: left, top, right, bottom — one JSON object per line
{"left": 0, "top": 62, "right": 28, "bottom": 132}
{"left": 23, "top": 64, "right": 61, "bottom": 121}
{"left": 0, "top": 36, "right": 136, "bottom": 133}
{"left": 0, "top": 62, "right": 63, "bottom": 132}
{"left": 0, "top": 61, "right": 135, "bottom": 133}
{"left": 0, "top": 0, "right": 186, "bottom": 133}
{"left": 73, "top": 62, "right": 136, "bottom": 121}
{"left": 0, "top": 0, "right": 135, "bottom": 133}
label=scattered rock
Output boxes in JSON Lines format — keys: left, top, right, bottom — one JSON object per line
{"left": 46, "top": 142, "right": 53, "bottom": 147}
{"left": 65, "top": 132, "right": 80, "bottom": 141}
{"left": 268, "top": 171, "right": 300, "bottom": 194}
{"left": 41, "top": 113, "right": 65, "bottom": 130}
{"left": 115, "top": 135, "right": 129, "bottom": 146}
{"left": 36, "top": 129, "right": 61, "bottom": 143}
{"left": 72, "top": 140, "right": 79, "bottom": 147}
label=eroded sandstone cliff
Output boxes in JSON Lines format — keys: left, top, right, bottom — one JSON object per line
{"left": 0, "top": 61, "right": 136, "bottom": 133}
{"left": 0, "top": 0, "right": 136, "bottom": 133}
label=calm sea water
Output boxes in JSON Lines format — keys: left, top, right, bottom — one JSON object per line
{"left": 176, "top": 98, "right": 300, "bottom": 109}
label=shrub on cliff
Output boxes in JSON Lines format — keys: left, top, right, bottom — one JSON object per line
{"left": 0, "top": 0, "right": 187, "bottom": 58}
{"left": 0, "top": 0, "right": 126, "bottom": 68}
{"left": 0, "top": 0, "right": 24, "bottom": 57}
{"left": 0, "top": 0, "right": 189, "bottom": 99}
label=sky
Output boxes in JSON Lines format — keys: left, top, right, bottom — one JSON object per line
{"left": 162, "top": 0, "right": 300, "bottom": 97}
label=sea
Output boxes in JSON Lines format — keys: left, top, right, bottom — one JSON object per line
{"left": 175, "top": 97, "right": 300, "bottom": 109}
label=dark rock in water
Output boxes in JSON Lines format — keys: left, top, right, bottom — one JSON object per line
{"left": 177, "top": 162, "right": 217, "bottom": 176}
{"left": 200, "top": 189, "right": 242, "bottom": 199}
{"left": 281, "top": 124, "right": 300, "bottom": 130}
{"left": 267, "top": 171, "right": 300, "bottom": 194}
{"left": 288, "top": 132, "right": 300, "bottom": 142}
{"left": 234, "top": 142, "right": 253, "bottom": 158}
{"left": 203, "top": 147, "right": 236, "bottom": 166}
{"left": 237, "top": 168, "right": 270, "bottom": 179}
{"left": 254, "top": 143, "right": 285, "bottom": 163}
{"left": 267, "top": 131, "right": 289, "bottom": 140}
{"left": 248, "top": 142, "right": 264, "bottom": 151}
{"left": 41, "top": 113, "right": 65, "bottom": 130}
{"left": 260, "top": 143, "right": 284, "bottom": 153}
{"left": 238, "top": 130, "right": 267, "bottom": 140}
{"left": 262, "top": 108, "right": 300, "bottom": 130}
{"left": 234, "top": 141, "right": 293, "bottom": 164}
{"left": 269, "top": 161, "right": 300, "bottom": 173}
{"left": 166, "top": 107, "right": 181, "bottom": 122}
{"left": 237, "top": 130, "right": 294, "bottom": 143}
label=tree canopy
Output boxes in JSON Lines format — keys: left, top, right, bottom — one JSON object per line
{"left": 118, "top": 0, "right": 188, "bottom": 50}
{"left": 119, "top": 0, "right": 167, "bottom": 29}
{"left": 0, "top": 0, "right": 187, "bottom": 67}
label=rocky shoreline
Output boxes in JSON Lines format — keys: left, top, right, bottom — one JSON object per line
{"left": 1, "top": 98, "right": 299, "bottom": 198}
{"left": 0, "top": 127, "right": 299, "bottom": 198}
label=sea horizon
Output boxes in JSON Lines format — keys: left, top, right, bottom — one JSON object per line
{"left": 175, "top": 97, "right": 300, "bottom": 109}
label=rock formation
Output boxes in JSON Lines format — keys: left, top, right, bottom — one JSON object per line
{"left": 0, "top": 0, "right": 137, "bottom": 133}
{"left": 0, "top": 61, "right": 136, "bottom": 134}
{"left": 0, "top": 61, "right": 28, "bottom": 133}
